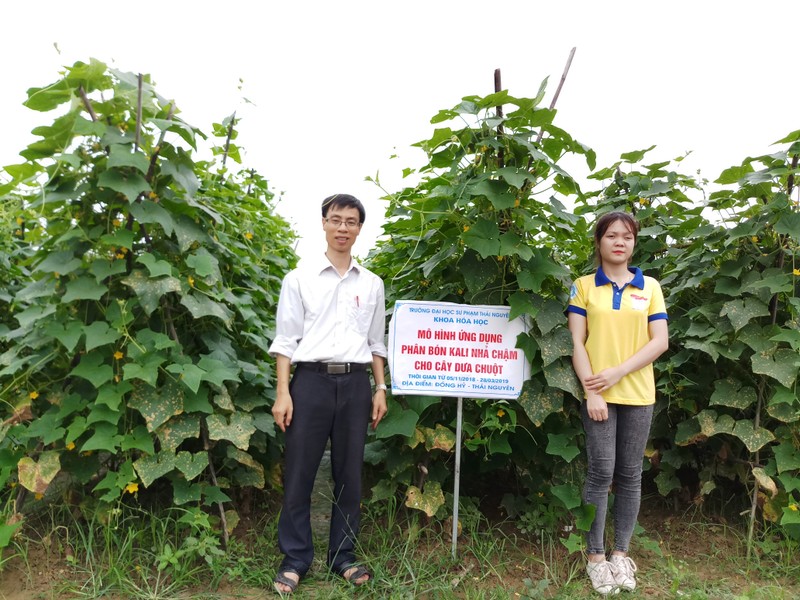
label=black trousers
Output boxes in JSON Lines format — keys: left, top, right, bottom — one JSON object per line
{"left": 277, "top": 365, "right": 372, "bottom": 575}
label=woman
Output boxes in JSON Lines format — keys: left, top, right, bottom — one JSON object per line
{"left": 567, "top": 211, "right": 669, "bottom": 595}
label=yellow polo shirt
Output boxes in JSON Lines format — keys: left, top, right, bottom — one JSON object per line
{"left": 567, "top": 267, "right": 668, "bottom": 406}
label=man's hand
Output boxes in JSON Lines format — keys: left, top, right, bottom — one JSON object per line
{"left": 272, "top": 388, "right": 294, "bottom": 432}
{"left": 371, "top": 390, "right": 387, "bottom": 430}
{"left": 585, "top": 393, "right": 609, "bottom": 422}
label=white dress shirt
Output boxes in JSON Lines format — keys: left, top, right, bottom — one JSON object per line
{"left": 268, "top": 253, "right": 387, "bottom": 364}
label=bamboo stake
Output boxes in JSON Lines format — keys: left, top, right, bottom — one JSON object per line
{"left": 494, "top": 69, "right": 504, "bottom": 168}
{"left": 536, "top": 47, "right": 576, "bottom": 145}
{"left": 134, "top": 74, "right": 143, "bottom": 152}
{"left": 221, "top": 112, "right": 236, "bottom": 170}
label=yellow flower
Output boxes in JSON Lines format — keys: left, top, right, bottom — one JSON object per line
{"left": 16, "top": 217, "right": 23, "bottom": 225}
{"left": 148, "top": 191, "right": 158, "bottom": 200}
{"left": 82, "top": 451, "right": 93, "bottom": 457}
{"left": 497, "top": 409, "right": 505, "bottom": 417}
{"left": 66, "top": 441, "right": 76, "bottom": 451}
{"left": 113, "top": 219, "right": 121, "bottom": 227}
{"left": 790, "top": 503, "right": 799, "bottom": 512}
{"left": 463, "top": 225, "right": 470, "bottom": 232}
{"left": 14, "top": 229, "right": 21, "bottom": 236}
{"left": 9, "top": 482, "right": 17, "bottom": 488}
{"left": 29, "top": 391, "right": 39, "bottom": 400}
{"left": 125, "top": 482, "right": 139, "bottom": 494}
{"left": 497, "top": 256, "right": 505, "bottom": 262}
{"left": 514, "top": 198, "right": 520, "bottom": 208}
{"left": 639, "top": 197, "right": 649, "bottom": 205}
{"left": 188, "top": 276, "right": 195, "bottom": 287}
{"left": 120, "top": 247, "right": 128, "bottom": 254}
{"left": 793, "top": 269, "right": 800, "bottom": 277}
{"left": 458, "top": 289, "right": 464, "bottom": 295}
{"left": 244, "top": 232, "right": 253, "bottom": 240}
{"left": 116, "top": 253, "right": 125, "bottom": 260}
{"left": 114, "top": 351, "right": 124, "bottom": 360}
{"left": 35, "top": 493, "right": 44, "bottom": 501}
{"left": 751, "top": 236, "right": 759, "bottom": 243}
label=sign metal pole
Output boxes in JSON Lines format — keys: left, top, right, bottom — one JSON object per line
{"left": 451, "top": 396, "right": 463, "bottom": 559}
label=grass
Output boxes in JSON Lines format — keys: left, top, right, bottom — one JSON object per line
{"left": 1, "top": 494, "right": 799, "bottom": 599}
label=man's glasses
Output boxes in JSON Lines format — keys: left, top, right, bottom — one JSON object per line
{"left": 325, "top": 218, "right": 361, "bottom": 230}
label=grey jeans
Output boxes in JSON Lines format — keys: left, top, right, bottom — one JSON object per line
{"left": 581, "top": 402, "right": 654, "bottom": 555}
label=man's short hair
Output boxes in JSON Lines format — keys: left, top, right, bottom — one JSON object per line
{"left": 321, "top": 194, "right": 366, "bottom": 225}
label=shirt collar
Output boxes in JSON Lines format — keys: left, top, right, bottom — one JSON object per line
{"left": 313, "top": 252, "right": 361, "bottom": 276}
{"left": 595, "top": 266, "right": 644, "bottom": 289}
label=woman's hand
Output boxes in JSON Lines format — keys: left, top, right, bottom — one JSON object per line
{"left": 584, "top": 366, "right": 624, "bottom": 394}
{"left": 585, "top": 393, "right": 609, "bottom": 421}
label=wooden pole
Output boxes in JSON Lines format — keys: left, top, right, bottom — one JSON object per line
{"left": 494, "top": 69, "right": 505, "bottom": 168}
{"left": 536, "top": 47, "right": 576, "bottom": 144}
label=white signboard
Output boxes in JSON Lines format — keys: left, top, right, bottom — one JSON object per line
{"left": 388, "top": 300, "right": 529, "bottom": 399}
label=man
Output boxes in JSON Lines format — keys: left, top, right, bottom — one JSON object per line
{"left": 269, "top": 193, "right": 388, "bottom": 594}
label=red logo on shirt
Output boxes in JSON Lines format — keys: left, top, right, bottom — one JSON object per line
{"left": 631, "top": 294, "right": 648, "bottom": 301}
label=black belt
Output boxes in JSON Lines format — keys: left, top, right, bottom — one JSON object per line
{"left": 295, "top": 362, "right": 369, "bottom": 374}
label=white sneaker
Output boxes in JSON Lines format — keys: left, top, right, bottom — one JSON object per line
{"left": 609, "top": 554, "right": 637, "bottom": 591}
{"left": 586, "top": 560, "right": 620, "bottom": 595}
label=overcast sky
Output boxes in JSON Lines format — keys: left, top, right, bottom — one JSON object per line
{"left": 3, "top": 1, "right": 798, "bottom": 260}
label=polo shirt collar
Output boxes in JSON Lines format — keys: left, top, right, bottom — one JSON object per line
{"left": 595, "top": 266, "right": 645, "bottom": 289}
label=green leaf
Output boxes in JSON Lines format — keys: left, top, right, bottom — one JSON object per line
{"left": 71, "top": 352, "right": 113, "bottom": 387}
{"left": 462, "top": 219, "right": 501, "bottom": 259}
{"left": 83, "top": 321, "right": 120, "bottom": 351}
{"left": 137, "top": 253, "right": 174, "bottom": 278}
{"left": 98, "top": 168, "right": 151, "bottom": 202}
{"left": 45, "top": 320, "right": 84, "bottom": 353}
{"left": 24, "top": 79, "right": 73, "bottom": 111}
{"left": 128, "top": 380, "right": 184, "bottom": 432}
{"left": 546, "top": 433, "right": 580, "bottom": 462}
{"left": 157, "top": 414, "right": 201, "bottom": 451}
{"left": 61, "top": 277, "right": 108, "bottom": 303}
{"left": 186, "top": 249, "right": 221, "bottom": 282}
{"left": 174, "top": 451, "right": 209, "bottom": 480}
{"left": 17, "top": 451, "right": 61, "bottom": 494}
{"left": 123, "top": 352, "right": 167, "bottom": 387}
{"left": 374, "top": 405, "right": 419, "bottom": 440}
{"left": 166, "top": 362, "right": 205, "bottom": 394}
{"left": 469, "top": 179, "right": 516, "bottom": 209}
{"left": 129, "top": 200, "right": 175, "bottom": 236}
{"left": 206, "top": 412, "right": 255, "bottom": 450}
{"left": 89, "top": 259, "right": 127, "bottom": 282}
{"left": 516, "top": 380, "right": 563, "bottom": 427}
{"left": 404, "top": 481, "right": 445, "bottom": 517}
{"left": 227, "top": 448, "right": 265, "bottom": 488}
{"left": 709, "top": 378, "right": 756, "bottom": 410}
{"left": 121, "top": 270, "right": 181, "bottom": 315}
{"left": 133, "top": 451, "right": 176, "bottom": 488}
{"left": 536, "top": 299, "right": 565, "bottom": 336}
{"left": 551, "top": 483, "right": 582, "bottom": 509}
{"left": 34, "top": 251, "right": 82, "bottom": 275}
{"left": 539, "top": 327, "right": 573, "bottom": 367}
{"left": 543, "top": 360, "right": 581, "bottom": 398}
{"left": 731, "top": 419, "right": 775, "bottom": 453}
{"left": 498, "top": 232, "right": 533, "bottom": 261}
{"left": 81, "top": 423, "right": 122, "bottom": 453}
{"left": 180, "top": 293, "right": 234, "bottom": 325}
{"left": 775, "top": 211, "right": 800, "bottom": 240}
{"left": 751, "top": 348, "right": 799, "bottom": 388}
{"left": 720, "top": 298, "right": 770, "bottom": 331}
{"left": 107, "top": 145, "right": 150, "bottom": 174}
{"left": 173, "top": 478, "right": 202, "bottom": 505}
{"left": 774, "top": 442, "right": 800, "bottom": 474}
{"left": 458, "top": 251, "right": 496, "bottom": 294}
{"left": 715, "top": 164, "right": 753, "bottom": 185}
{"left": 198, "top": 356, "right": 240, "bottom": 387}
{"left": 120, "top": 425, "right": 155, "bottom": 454}
{"left": 508, "top": 291, "right": 539, "bottom": 320}
{"left": 517, "top": 248, "right": 569, "bottom": 293}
